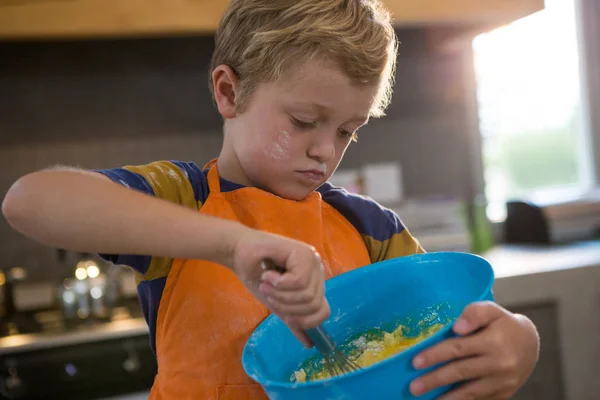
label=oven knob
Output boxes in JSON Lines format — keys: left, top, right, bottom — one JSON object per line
{"left": 1, "top": 366, "right": 24, "bottom": 398}
{"left": 5, "top": 367, "right": 22, "bottom": 389}
{"left": 123, "top": 352, "right": 140, "bottom": 373}
{"left": 64, "top": 363, "right": 78, "bottom": 377}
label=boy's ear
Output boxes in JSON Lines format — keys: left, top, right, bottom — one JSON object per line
{"left": 212, "top": 65, "right": 239, "bottom": 119}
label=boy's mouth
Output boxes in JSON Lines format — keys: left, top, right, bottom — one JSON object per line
{"left": 297, "top": 169, "right": 325, "bottom": 183}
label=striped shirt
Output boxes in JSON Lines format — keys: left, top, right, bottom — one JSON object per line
{"left": 96, "top": 161, "right": 424, "bottom": 353}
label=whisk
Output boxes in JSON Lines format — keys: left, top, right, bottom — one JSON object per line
{"left": 304, "top": 324, "right": 362, "bottom": 377}
{"left": 262, "top": 260, "right": 361, "bottom": 377}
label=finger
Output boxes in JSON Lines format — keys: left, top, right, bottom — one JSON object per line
{"left": 436, "top": 377, "right": 508, "bottom": 400}
{"left": 260, "top": 239, "right": 320, "bottom": 270}
{"left": 413, "top": 332, "right": 488, "bottom": 370}
{"left": 291, "top": 328, "right": 312, "bottom": 348}
{"left": 265, "top": 293, "right": 326, "bottom": 316}
{"left": 261, "top": 264, "right": 322, "bottom": 292}
{"left": 410, "top": 356, "right": 494, "bottom": 397}
{"left": 278, "top": 248, "right": 324, "bottom": 290}
{"left": 259, "top": 281, "right": 322, "bottom": 305}
{"left": 260, "top": 270, "right": 285, "bottom": 287}
{"left": 275, "top": 266, "right": 323, "bottom": 292}
{"left": 454, "top": 301, "right": 507, "bottom": 335}
{"left": 293, "top": 300, "right": 331, "bottom": 330}
{"left": 276, "top": 313, "right": 312, "bottom": 348}
{"left": 260, "top": 270, "right": 311, "bottom": 292}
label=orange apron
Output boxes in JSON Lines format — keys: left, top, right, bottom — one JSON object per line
{"left": 149, "top": 160, "right": 371, "bottom": 399}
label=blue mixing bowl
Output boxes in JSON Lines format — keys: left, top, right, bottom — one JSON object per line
{"left": 242, "top": 252, "right": 495, "bottom": 400}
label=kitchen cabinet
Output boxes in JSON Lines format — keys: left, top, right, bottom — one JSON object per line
{"left": 507, "top": 303, "right": 565, "bottom": 400}
{"left": 488, "top": 241, "right": 600, "bottom": 400}
{"left": 0, "top": 332, "right": 156, "bottom": 399}
{"left": 0, "top": 0, "right": 544, "bottom": 41}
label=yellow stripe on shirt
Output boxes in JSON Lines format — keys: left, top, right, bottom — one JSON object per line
{"left": 123, "top": 161, "right": 200, "bottom": 210}
{"left": 363, "top": 229, "right": 425, "bottom": 263}
{"left": 122, "top": 161, "right": 200, "bottom": 281}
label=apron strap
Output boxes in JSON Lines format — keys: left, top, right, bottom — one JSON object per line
{"left": 205, "top": 159, "right": 221, "bottom": 193}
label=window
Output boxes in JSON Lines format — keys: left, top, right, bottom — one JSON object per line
{"left": 473, "top": 0, "right": 595, "bottom": 222}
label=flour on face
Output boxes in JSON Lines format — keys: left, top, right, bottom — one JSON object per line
{"left": 265, "top": 130, "right": 292, "bottom": 160}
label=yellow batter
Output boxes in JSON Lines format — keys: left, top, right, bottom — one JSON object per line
{"left": 292, "top": 324, "right": 444, "bottom": 383}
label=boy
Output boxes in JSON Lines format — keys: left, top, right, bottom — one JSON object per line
{"left": 2, "top": 0, "right": 539, "bottom": 399}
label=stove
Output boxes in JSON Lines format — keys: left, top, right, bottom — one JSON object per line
{"left": 0, "top": 303, "right": 156, "bottom": 400}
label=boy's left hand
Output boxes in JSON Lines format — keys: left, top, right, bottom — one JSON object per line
{"left": 409, "top": 301, "right": 539, "bottom": 399}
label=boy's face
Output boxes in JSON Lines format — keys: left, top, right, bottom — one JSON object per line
{"left": 223, "top": 60, "right": 378, "bottom": 200}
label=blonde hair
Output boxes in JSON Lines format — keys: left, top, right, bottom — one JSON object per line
{"left": 210, "top": 0, "right": 398, "bottom": 118}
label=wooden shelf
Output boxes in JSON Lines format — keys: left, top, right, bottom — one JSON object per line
{"left": 386, "top": 0, "right": 544, "bottom": 26}
{"left": 0, "top": 0, "right": 544, "bottom": 40}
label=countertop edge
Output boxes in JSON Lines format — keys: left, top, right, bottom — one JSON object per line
{"left": 0, "top": 318, "right": 149, "bottom": 356}
{"left": 3, "top": 241, "right": 598, "bottom": 355}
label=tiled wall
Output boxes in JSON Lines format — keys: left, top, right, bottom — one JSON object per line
{"left": 0, "top": 30, "right": 481, "bottom": 281}
{"left": 0, "top": 134, "right": 224, "bottom": 281}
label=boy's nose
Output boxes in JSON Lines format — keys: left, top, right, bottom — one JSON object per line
{"left": 307, "top": 138, "right": 335, "bottom": 163}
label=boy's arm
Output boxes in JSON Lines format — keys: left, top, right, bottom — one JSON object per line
{"left": 2, "top": 167, "right": 242, "bottom": 266}
{"left": 2, "top": 165, "right": 331, "bottom": 339}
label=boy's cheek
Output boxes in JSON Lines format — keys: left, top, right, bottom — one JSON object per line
{"left": 263, "top": 130, "right": 294, "bottom": 161}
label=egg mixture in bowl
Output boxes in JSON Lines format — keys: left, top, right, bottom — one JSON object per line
{"left": 292, "top": 323, "right": 444, "bottom": 383}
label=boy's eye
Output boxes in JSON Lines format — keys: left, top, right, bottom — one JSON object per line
{"left": 291, "top": 117, "right": 317, "bottom": 130}
{"left": 339, "top": 129, "right": 359, "bottom": 142}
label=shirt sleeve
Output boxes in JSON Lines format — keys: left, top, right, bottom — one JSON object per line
{"left": 94, "top": 160, "right": 207, "bottom": 277}
{"left": 318, "top": 182, "right": 425, "bottom": 263}
{"left": 361, "top": 207, "right": 426, "bottom": 262}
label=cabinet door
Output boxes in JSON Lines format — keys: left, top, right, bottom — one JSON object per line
{"left": 509, "top": 302, "right": 565, "bottom": 400}
{"left": 0, "top": 334, "right": 157, "bottom": 399}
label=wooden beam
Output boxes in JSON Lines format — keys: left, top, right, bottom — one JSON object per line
{"left": 425, "top": 26, "right": 497, "bottom": 54}
{"left": 0, "top": 0, "right": 230, "bottom": 40}
{"left": 420, "top": 0, "right": 545, "bottom": 54}
{"left": 385, "top": 0, "right": 545, "bottom": 26}
{"left": 0, "top": 0, "right": 546, "bottom": 41}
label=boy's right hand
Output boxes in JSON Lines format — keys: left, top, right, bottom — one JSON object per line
{"left": 229, "top": 228, "right": 330, "bottom": 347}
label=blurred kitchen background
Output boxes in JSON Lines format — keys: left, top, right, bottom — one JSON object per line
{"left": 1, "top": 0, "right": 600, "bottom": 399}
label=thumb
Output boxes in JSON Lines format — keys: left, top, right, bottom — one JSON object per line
{"left": 291, "top": 327, "right": 312, "bottom": 348}
{"left": 453, "top": 301, "right": 505, "bottom": 335}
{"left": 274, "top": 312, "right": 312, "bottom": 348}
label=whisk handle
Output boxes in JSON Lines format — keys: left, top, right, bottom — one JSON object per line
{"left": 305, "top": 325, "right": 337, "bottom": 355}
{"left": 261, "top": 260, "right": 337, "bottom": 355}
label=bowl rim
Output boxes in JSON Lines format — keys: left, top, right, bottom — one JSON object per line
{"left": 242, "top": 251, "right": 495, "bottom": 389}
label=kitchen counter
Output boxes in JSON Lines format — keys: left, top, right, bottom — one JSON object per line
{"left": 483, "top": 240, "right": 600, "bottom": 278}
{"left": 486, "top": 240, "right": 600, "bottom": 400}
{"left": 2, "top": 241, "right": 599, "bottom": 399}
{"left": 2, "top": 241, "right": 598, "bottom": 357}
{"left": 0, "top": 316, "right": 148, "bottom": 356}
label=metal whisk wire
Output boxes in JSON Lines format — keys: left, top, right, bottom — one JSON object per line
{"left": 305, "top": 325, "right": 361, "bottom": 377}
{"left": 261, "top": 260, "right": 361, "bottom": 378}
